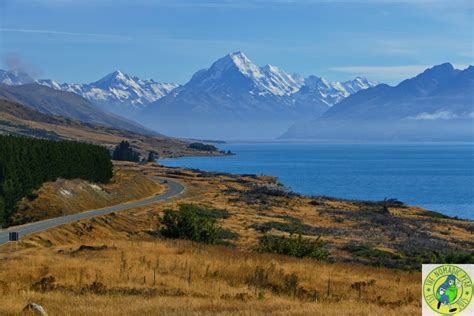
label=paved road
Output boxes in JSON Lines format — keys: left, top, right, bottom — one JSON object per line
{"left": 0, "top": 177, "right": 185, "bottom": 246}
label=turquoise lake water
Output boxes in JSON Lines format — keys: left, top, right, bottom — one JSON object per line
{"left": 160, "top": 143, "right": 474, "bottom": 219}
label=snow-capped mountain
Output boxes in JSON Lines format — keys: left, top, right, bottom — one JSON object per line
{"left": 293, "top": 75, "right": 375, "bottom": 107}
{"left": 0, "top": 69, "right": 34, "bottom": 85}
{"left": 140, "top": 52, "right": 374, "bottom": 139}
{"left": 180, "top": 52, "right": 303, "bottom": 97}
{"left": 281, "top": 63, "right": 474, "bottom": 141}
{"left": 36, "top": 71, "right": 178, "bottom": 114}
{"left": 1, "top": 52, "right": 375, "bottom": 139}
{"left": 0, "top": 69, "right": 178, "bottom": 115}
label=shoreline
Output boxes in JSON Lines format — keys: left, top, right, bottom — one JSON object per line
{"left": 159, "top": 143, "right": 474, "bottom": 220}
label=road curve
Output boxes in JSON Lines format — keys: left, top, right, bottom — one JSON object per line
{"left": 0, "top": 177, "right": 185, "bottom": 246}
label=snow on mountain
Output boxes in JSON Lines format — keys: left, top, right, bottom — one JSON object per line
{"left": 0, "top": 69, "right": 35, "bottom": 85}
{"left": 294, "top": 75, "right": 376, "bottom": 106}
{"left": 36, "top": 71, "right": 178, "bottom": 112}
{"left": 174, "top": 51, "right": 371, "bottom": 102}
{"left": 141, "top": 52, "right": 375, "bottom": 139}
{"left": 1, "top": 52, "right": 375, "bottom": 139}
{"left": 260, "top": 64, "right": 302, "bottom": 96}
{"left": 281, "top": 63, "right": 474, "bottom": 141}
{"left": 184, "top": 52, "right": 303, "bottom": 97}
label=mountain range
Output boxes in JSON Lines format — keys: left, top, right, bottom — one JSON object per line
{"left": 282, "top": 63, "right": 474, "bottom": 141}
{"left": 0, "top": 69, "right": 178, "bottom": 116}
{"left": 140, "top": 52, "right": 375, "bottom": 139}
{"left": 0, "top": 52, "right": 375, "bottom": 139}
{"left": 2, "top": 54, "right": 471, "bottom": 141}
{"left": 0, "top": 84, "right": 154, "bottom": 135}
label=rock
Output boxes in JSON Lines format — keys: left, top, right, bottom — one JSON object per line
{"left": 22, "top": 303, "right": 48, "bottom": 315}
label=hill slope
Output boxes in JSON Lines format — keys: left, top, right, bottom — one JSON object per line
{"left": 0, "top": 98, "right": 221, "bottom": 157}
{"left": 0, "top": 69, "right": 178, "bottom": 116}
{"left": 0, "top": 83, "right": 155, "bottom": 135}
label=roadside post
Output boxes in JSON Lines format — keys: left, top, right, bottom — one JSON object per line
{"left": 9, "top": 232, "right": 19, "bottom": 251}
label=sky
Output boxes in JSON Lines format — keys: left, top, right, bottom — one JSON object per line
{"left": 0, "top": 0, "right": 473, "bottom": 85}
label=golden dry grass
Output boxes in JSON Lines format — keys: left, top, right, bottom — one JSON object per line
{"left": 1, "top": 162, "right": 472, "bottom": 315}
{"left": 12, "top": 168, "right": 164, "bottom": 225}
{"left": 0, "top": 235, "right": 421, "bottom": 316}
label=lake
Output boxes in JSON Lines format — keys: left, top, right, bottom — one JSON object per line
{"left": 160, "top": 143, "right": 474, "bottom": 219}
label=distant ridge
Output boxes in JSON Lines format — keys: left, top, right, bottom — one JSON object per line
{"left": 281, "top": 63, "right": 474, "bottom": 141}
{"left": 0, "top": 83, "right": 157, "bottom": 136}
{"left": 0, "top": 69, "right": 179, "bottom": 116}
{"left": 0, "top": 98, "right": 211, "bottom": 158}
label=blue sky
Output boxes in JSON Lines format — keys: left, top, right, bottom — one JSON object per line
{"left": 0, "top": 0, "right": 472, "bottom": 85}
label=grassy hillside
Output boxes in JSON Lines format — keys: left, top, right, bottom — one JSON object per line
{"left": 11, "top": 168, "right": 164, "bottom": 225}
{"left": 0, "top": 134, "right": 113, "bottom": 226}
{"left": 0, "top": 83, "right": 153, "bottom": 135}
{"left": 0, "top": 99, "right": 226, "bottom": 158}
{"left": 0, "top": 163, "right": 471, "bottom": 315}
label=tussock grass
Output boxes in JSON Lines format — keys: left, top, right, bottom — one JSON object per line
{"left": 0, "top": 237, "right": 421, "bottom": 315}
{"left": 12, "top": 168, "right": 163, "bottom": 224}
{"left": 1, "top": 163, "right": 472, "bottom": 315}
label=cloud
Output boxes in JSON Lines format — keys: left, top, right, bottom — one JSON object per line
{"left": 408, "top": 111, "right": 459, "bottom": 120}
{"left": 3, "top": 54, "right": 42, "bottom": 78}
{"left": 0, "top": 28, "right": 131, "bottom": 40}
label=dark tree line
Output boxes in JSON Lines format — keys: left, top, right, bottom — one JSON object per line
{"left": 0, "top": 135, "right": 113, "bottom": 226}
{"left": 112, "top": 141, "right": 158, "bottom": 163}
{"left": 112, "top": 141, "right": 141, "bottom": 162}
{"left": 188, "top": 142, "right": 217, "bottom": 152}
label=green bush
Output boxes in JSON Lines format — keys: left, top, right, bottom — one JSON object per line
{"left": 257, "top": 234, "right": 329, "bottom": 260}
{"left": 191, "top": 205, "right": 230, "bottom": 219}
{"left": 159, "top": 204, "right": 235, "bottom": 244}
{"left": 344, "top": 243, "right": 400, "bottom": 261}
{"left": 344, "top": 242, "right": 474, "bottom": 270}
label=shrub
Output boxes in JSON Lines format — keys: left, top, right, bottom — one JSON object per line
{"left": 257, "top": 234, "right": 329, "bottom": 260}
{"left": 159, "top": 204, "right": 235, "bottom": 244}
{"left": 250, "top": 217, "right": 343, "bottom": 236}
{"left": 344, "top": 243, "right": 400, "bottom": 261}
{"left": 343, "top": 242, "right": 474, "bottom": 270}
{"left": 188, "top": 204, "right": 230, "bottom": 219}
{"left": 246, "top": 265, "right": 319, "bottom": 301}
{"left": 218, "top": 228, "right": 240, "bottom": 240}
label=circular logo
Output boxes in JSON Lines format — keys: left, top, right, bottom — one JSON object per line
{"left": 423, "top": 265, "right": 472, "bottom": 315}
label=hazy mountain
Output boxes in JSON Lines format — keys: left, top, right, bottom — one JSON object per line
{"left": 0, "top": 55, "right": 374, "bottom": 139}
{"left": 281, "top": 63, "right": 474, "bottom": 141}
{"left": 0, "top": 69, "right": 35, "bottom": 85}
{"left": 0, "top": 98, "right": 211, "bottom": 158}
{"left": 292, "top": 75, "right": 374, "bottom": 109}
{"left": 0, "top": 84, "right": 156, "bottom": 135}
{"left": 37, "top": 70, "right": 179, "bottom": 115}
{"left": 140, "top": 52, "right": 374, "bottom": 139}
{"left": 0, "top": 69, "right": 178, "bottom": 115}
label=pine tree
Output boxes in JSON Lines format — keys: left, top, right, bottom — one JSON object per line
{"left": 112, "top": 141, "right": 141, "bottom": 162}
{"left": 0, "top": 135, "right": 113, "bottom": 226}
{"left": 147, "top": 151, "right": 157, "bottom": 163}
